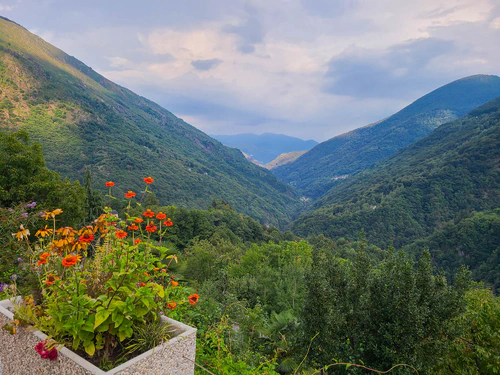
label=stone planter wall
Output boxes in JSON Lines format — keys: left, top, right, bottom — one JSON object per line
{"left": 0, "top": 298, "right": 196, "bottom": 375}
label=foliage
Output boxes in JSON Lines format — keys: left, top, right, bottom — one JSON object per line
{"left": 432, "top": 288, "right": 500, "bottom": 374}
{"left": 0, "top": 130, "right": 86, "bottom": 226}
{"left": 301, "top": 247, "right": 470, "bottom": 373}
{"left": 275, "top": 74, "right": 500, "bottom": 199}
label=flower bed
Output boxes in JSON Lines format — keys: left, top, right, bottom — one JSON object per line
{"left": 0, "top": 298, "right": 196, "bottom": 375}
{"left": 0, "top": 177, "right": 199, "bottom": 374}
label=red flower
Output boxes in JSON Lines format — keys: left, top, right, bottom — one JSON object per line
{"left": 115, "top": 230, "right": 128, "bottom": 239}
{"left": 164, "top": 218, "right": 173, "bottom": 227}
{"left": 144, "top": 176, "right": 154, "bottom": 184}
{"left": 167, "top": 301, "right": 177, "bottom": 310}
{"left": 134, "top": 238, "right": 142, "bottom": 245}
{"left": 156, "top": 212, "right": 166, "bottom": 220}
{"left": 62, "top": 254, "right": 81, "bottom": 268}
{"left": 134, "top": 218, "right": 144, "bottom": 223}
{"left": 145, "top": 223, "right": 157, "bottom": 233}
{"left": 171, "top": 280, "right": 178, "bottom": 287}
{"left": 188, "top": 294, "right": 199, "bottom": 306}
{"left": 143, "top": 209, "right": 155, "bottom": 218}
{"left": 105, "top": 181, "right": 115, "bottom": 187}
{"left": 79, "top": 233, "right": 94, "bottom": 243}
{"left": 127, "top": 224, "right": 139, "bottom": 231}
{"left": 124, "top": 191, "right": 136, "bottom": 199}
{"left": 35, "top": 342, "right": 45, "bottom": 354}
{"left": 37, "top": 252, "right": 51, "bottom": 266}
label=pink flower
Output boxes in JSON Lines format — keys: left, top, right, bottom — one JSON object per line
{"left": 35, "top": 341, "right": 58, "bottom": 361}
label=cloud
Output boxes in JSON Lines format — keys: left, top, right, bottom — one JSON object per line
{"left": 191, "top": 58, "right": 223, "bottom": 71}
{"left": 300, "top": 0, "right": 357, "bottom": 18}
{"left": 323, "top": 38, "right": 457, "bottom": 99}
{"left": 7, "top": 0, "right": 500, "bottom": 141}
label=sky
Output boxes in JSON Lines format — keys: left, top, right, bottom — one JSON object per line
{"left": 1, "top": 0, "right": 499, "bottom": 141}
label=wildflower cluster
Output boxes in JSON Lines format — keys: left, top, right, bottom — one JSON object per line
{"left": 7, "top": 177, "right": 198, "bottom": 364}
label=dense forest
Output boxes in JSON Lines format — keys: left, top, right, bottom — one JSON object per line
{"left": 293, "top": 96, "right": 500, "bottom": 292}
{"left": 1, "top": 131, "right": 499, "bottom": 374}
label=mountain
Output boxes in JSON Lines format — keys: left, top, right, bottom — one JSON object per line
{"left": 292, "top": 96, "right": 500, "bottom": 287}
{"left": 274, "top": 75, "right": 500, "bottom": 199}
{"left": 265, "top": 150, "right": 307, "bottom": 170}
{"left": 211, "top": 133, "right": 317, "bottom": 164}
{"left": 0, "top": 17, "right": 300, "bottom": 227}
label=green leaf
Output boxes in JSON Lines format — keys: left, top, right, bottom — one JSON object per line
{"left": 72, "top": 337, "right": 81, "bottom": 350}
{"left": 94, "top": 309, "right": 111, "bottom": 329}
{"left": 83, "top": 341, "right": 95, "bottom": 357}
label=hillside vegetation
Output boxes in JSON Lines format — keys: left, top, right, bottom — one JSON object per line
{"left": 0, "top": 17, "right": 300, "bottom": 227}
{"left": 274, "top": 75, "right": 500, "bottom": 199}
{"left": 293, "top": 96, "right": 500, "bottom": 289}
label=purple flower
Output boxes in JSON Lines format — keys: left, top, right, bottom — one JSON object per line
{"left": 25, "top": 202, "right": 37, "bottom": 208}
{"left": 17, "top": 258, "right": 23, "bottom": 262}
{"left": 21, "top": 213, "right": 28, "bottom": 218}
{"left": 0, "top": 283, "right": 8, "bottom": 292}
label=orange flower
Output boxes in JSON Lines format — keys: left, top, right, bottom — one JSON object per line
{"left": 115, "top": 230, "right": 128, "bottom": 239}
{"left": 164, "top": 218, "right": 173, "bottom": 227}
{"left": 139, "top": 282, "right": 146, "bottom": 287}
{"left": 188, "top": 294, "right": 199, "bottom": 306}
{"left": 134, "top": 218, "right": 144, "bottom": 223}
{"left": 171, "top": 280, "right": 179, "bottom": 287}
{"left": 45, "top": 274, "right": 59, "bottom": 286}
{"left": 134, "top": 238, "right": 142, "bottom": 245}
{"left": 153, "top": 267, "right": 160, "bottom": 272}
{"left": 37, "top": 252, "right": 51, "bottom": 266}
{"left": 167, "top": 301, "right": 177, "bottom": 310}
{"left": 40, "top": 252, "right": 51, "bottom": 260}
{"left": 127, "top": 224, "right": 139, "bottom": 231}
{"left": 156, "top": 212, "right": 166, "bottom": 220}
{"left": 144, "top": 176, "right": 154, "bottom": 184}
{"left": 79, "top": 233, "right": 94, "bottom": 243}
{"left": 62, "top": 254, "right": 82, "bottom": 268}
{"left": 144, "top": 272, "right": 150, "bottom": 277}
{"left": 145, "top": 223, "right": 157, "bottom": 233}
{"left": 142, "top": 209, "right": 155, "bottom": 218}
{"left": 124, "top": 191, "right": 136, "bottom": 199}
{"left": 105, "top": 181, "right": 115, "bottom": 187}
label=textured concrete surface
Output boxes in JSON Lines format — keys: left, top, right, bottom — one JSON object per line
{"left": 0, "top": 299, "right": 196, "bottom": 375}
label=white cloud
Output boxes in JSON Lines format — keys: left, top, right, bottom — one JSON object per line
{"left": 10, "top": 0, "right": 500, "bottom": 141}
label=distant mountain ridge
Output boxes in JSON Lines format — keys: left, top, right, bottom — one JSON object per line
{"left": 0, "top": 17, "right": 300, "bottom": 227}
{"left": 212, "top": 133, "right": 317, "bottom": 164}
{"left": 265, "top": 150, "right": 307, "bottom": 169}
{"left": 274, "top": 75, "right": 500, "bottom": 199}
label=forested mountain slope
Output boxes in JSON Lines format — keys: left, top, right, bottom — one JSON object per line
{"left": 0, "top": 17, "right": 300, "bottom": 226}
{"left": 293, "top": 96, "right": 500, "bottom": 285}
{"left": 274, "top": 75, "right": 500, "bottom": 199}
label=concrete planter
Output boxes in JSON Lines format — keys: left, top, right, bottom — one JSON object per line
{"left": 0, "top": 298, "right": 196, "bottom": 375}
